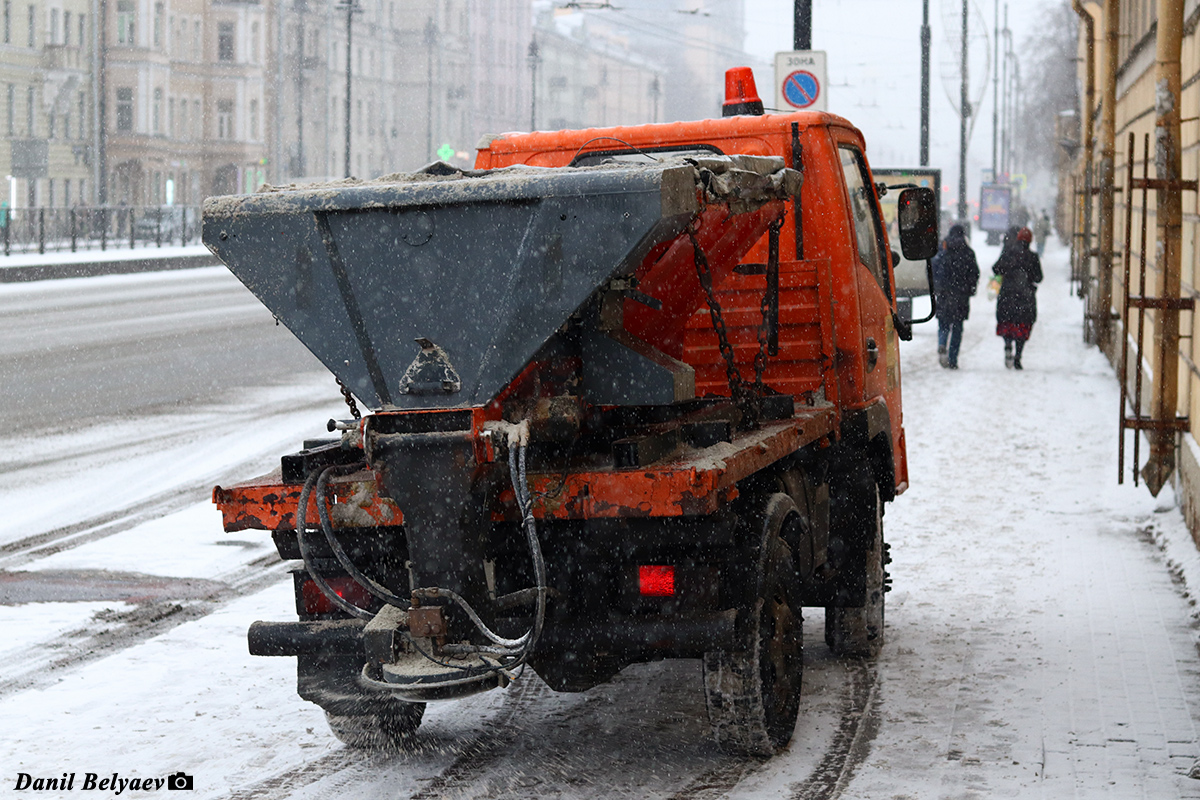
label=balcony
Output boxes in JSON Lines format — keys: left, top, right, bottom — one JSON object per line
{"left": 42, "top": 44, "right": 85, "bottom": 71}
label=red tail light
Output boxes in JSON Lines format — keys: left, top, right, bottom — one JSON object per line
{"left": 639, "top": 565, "right": 675, "bottom": 597}
{"left": 300, "top": 576, "right": 373, "bottom": 615}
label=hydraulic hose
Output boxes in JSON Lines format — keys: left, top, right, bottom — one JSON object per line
{"left": 295, "top": 465, "right": 373, "bottom": 621}
{"left": 314, "top": 462, "right": 411, "bottom": 609}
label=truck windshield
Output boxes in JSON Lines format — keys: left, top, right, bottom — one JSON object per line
{"left": 838, "top": 145, "right": 891, "bottom": 301}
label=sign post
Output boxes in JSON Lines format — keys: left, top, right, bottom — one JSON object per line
{"left": 775, "top": 50, "right": 827, "bottom": 112}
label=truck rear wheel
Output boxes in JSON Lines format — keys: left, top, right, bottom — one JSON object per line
{"left": 703, "top": 493, "right": 803, "bottom": 757}
{"left": 825, "top": 484, "right": 885, "bottom": 658}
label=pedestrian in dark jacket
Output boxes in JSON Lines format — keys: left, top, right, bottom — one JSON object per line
{"left": 993, "top": 226, "right": 1043, "bottom": 369}
{"left": 932, "top": 224, "right": 980, "bottom": 369}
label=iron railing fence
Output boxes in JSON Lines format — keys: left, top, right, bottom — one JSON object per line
{"left": 0, "top": 205, "right": 203, "bottom": 256}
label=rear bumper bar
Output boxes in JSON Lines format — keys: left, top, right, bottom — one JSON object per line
{"left": 248, "top": 619, "right": 366, "bottom": 657}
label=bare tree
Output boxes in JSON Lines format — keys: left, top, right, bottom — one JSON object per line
{"left": 1017, "top": 1, "right": 1079, "bottom": 190}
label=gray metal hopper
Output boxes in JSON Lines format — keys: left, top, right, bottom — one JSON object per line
{"left": 202, "top": 163, "right": 707, "bottom": 411}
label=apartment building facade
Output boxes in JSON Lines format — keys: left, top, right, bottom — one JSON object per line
{"left": 0, "top": 1, "right": 739, "bottom": 208}
{"left": 0, "top": 0, "right": 93, "bottom": 208}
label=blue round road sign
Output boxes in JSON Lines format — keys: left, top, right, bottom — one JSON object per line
{"left": 782, "top": 70, "right": 820, "bottom": 109}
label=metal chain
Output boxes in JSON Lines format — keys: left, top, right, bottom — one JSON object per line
{"left": 690, "top": 213, "right": 786, "bottom": 430}
{"left": 689, "top": 223, "right": 758, "bottom": 427}
{"left": 335, "top": 376, "right": 362, "bottom": 420}
{"left": 753, "top": 216, "right": 786, "bottom": 394}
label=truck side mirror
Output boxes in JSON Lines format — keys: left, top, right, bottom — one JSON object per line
{"left": 897, "top": 187, "right": 939, "bottom": 261}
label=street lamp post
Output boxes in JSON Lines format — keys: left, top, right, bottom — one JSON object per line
{"left": 337, "top": 0, "right": 361, "bottom": 179}
{"left": 425, "top": 17, "right": 437, "bottom": 160}
{"left": 794, "top": 0, "right": 811, "bottom": 50}
{"left": 528, "top": 37, "right": 540, "bottom": 132}
{"left": 991, "top": 0, "right": 999, "bottom": 178}
{"left": 957, "top": 0, "right": 969, "bottom": 225}
{"left": 920, "top": 0, "right": 931, "bottom": 165}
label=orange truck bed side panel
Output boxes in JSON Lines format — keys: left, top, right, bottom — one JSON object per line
{"left": 213, "top": 410, "right": 837, "bottom": 531}
{"left": 525, "top": 410, "right": 836, "bottom": 519}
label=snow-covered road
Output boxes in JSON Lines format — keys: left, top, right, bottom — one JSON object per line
{"left": 0, "top": 267, "right": 323, "bottom": 431}
{"left": 2, "top": 238, "right": 1200, "bottom": 798}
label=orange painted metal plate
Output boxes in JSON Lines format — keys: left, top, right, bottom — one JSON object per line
{"left": 212, "top": 470, "right": 402, "bottom": 533}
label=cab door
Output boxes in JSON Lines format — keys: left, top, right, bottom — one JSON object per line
{"left": 835, "top": 142, "right": 906, "bottom": 488}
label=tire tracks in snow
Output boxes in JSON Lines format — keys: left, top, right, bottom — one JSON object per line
{"left": 212, "top": 658, "right": 882, "bottom": 800}
{"left": 789, "top": 660, "right": 882, "bottom": 800}
{"left": 0, "top": 392, "right": 339, "bottom": 570}
{"left": 214, "top": 674, "right": 548, "bottom": 800}
{"left": 0, "top": 552, "right": 291, "bottom": 699}
{"left": 660, "top": 659, "right": 882, "bottom": 800}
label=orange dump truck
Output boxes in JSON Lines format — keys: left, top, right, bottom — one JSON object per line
{"left": 205, "top": 69, "right": 938, "bottom": 757}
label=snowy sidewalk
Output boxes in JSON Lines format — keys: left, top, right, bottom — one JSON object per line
{"left": 0, "top": 244, "right": 217, "bottom": 282}
{"left": 843, "top": 234, "right": 1200, "bottom": 799}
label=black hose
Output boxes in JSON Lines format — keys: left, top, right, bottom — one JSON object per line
{"left": 314, "top": 462, "right": 411, "bottom": 609}
{"left": 296, "top": 465, "right": 373, "bottom": 621}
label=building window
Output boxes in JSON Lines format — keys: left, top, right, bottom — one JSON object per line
{"left": 153, "top": 2, "right": 162, "bottom": 48}
{"left": 178, "top": 99, "right": 186, "bottom": 140}
{"left": 217, "top": 21, "right": 234, "bottom": 61}
{"left": 6, "top": 84, "right": 12, "bottom": 135}
{"left": 77, "top": 14, "right": 83, "bottom": 52}
{"left": 192, "top": 20, "right": 199, "bottom": 61}
{"left": 250, "top": 21, "right": 259, "bottom": 63}
{"left": 153, "top": 87, "right": 162, "bottom": 134}
{"left": 48, "top": 109, "right": 54, "bottom": 138}
{"left": 116, "top": 87, "right": 133, "bottom": 131}
{"left": 4, "top": 2, "right": 10, "bottom": 44}
{"left": 49, "top": 7, "right": 57, "bottom": 43}
{"left": 217, "top": 98, "right": 232, "bottom": 139}
{"left": 117, "top": 0, "right": 134, "bottom": 45}
{"left": 77, "top": 91, "right": 84, "bottom": 138}
{"left": 64, "top": 178, "right": 70, "bottom": 207}
{"left": 27, "top": 3, "right": 34, "bottom": 47}
{"left": 62, "top": 110, "right": 68, "bottom": 139}
{"left": 249, "top": 98, "right": 258, "bottom": 140}
{"left": 25, "top": 85, "right": 33, "bottom": 136}
{"left": 168, "top": 97, "right": 174, "bottom": 137}
{"left": 192, "top": 98, "right": 199, "bottom": 138}
{"left": 48, "top": 178, "right": 54, "bottom": 207}
{"left": 62, "top": 10, "right": 68, "bottom": 44}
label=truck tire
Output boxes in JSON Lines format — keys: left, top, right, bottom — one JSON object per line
{"left": 703, "top": 493, "right": 803, "bottom": 757}
{"left": 825, "top": 483, "right": 885, "bottom": 658}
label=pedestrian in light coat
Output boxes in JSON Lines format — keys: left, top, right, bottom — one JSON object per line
{"left": 932, "top": 224, "right": 980, "bottom": 370}
{"left": 1033, "top": 211, "right": 1052, "bottom": 257}
{"left": 993, "top": 226, "right": 1043, "bottom": 370}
